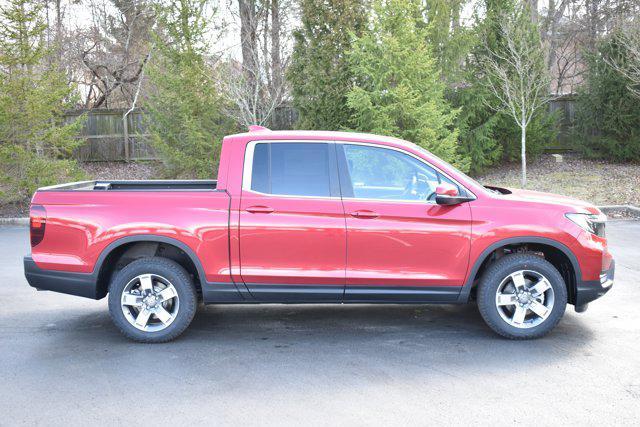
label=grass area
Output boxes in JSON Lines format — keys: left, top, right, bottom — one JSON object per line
{"left": 477, "top": 154, "right": 640, "bottom": 207}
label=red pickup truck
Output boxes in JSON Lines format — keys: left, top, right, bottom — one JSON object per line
{"left": 24, "top": 127, "right": 614, "bottom": 342}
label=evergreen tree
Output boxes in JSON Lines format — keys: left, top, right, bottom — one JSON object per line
{"left": 422, "top": 0, "right": 472, "bottom": 85}
{"left": 0, "top": 0, "right": 84, "bottom": 204}
{"left": 288, "top": 0, "right": 367, "bottom": 130}
{"left": 574, "top": 32, "right": 640, "bottom": 161}
{"left": 145, "top": 0, "right": 237, "bottom": 178}
{"left": 346, "top": 0, "right": 467, "bottom": 170}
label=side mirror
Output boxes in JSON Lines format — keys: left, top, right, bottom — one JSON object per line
{"left": 435, "top": 183, "right": 474, "bottom": 206}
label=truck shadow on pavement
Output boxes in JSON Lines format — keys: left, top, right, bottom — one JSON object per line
{"left": 54, "top": 302, "right": 595, "bottom": 374}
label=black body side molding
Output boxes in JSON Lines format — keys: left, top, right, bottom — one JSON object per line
{"left": 344, "top": 286, "right": 461, "bottom": 303}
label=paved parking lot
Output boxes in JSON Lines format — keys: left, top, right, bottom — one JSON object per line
{"left": 1, "top": 221, "right": 639, "bottom": 425}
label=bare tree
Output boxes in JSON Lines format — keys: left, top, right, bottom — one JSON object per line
{"left": 548, "top": 18, "right": 588, "bottom": 95}
{"left": 79, "top": 0, "right": 154, "bottom": 108}
{"left": 606, "top": 21, "right": 640, "bottom": 98}
{"left": 483, "top": 4, "right": 553, "bottom": 187}
{"left": 539, "top": 0, "right": 640, "bottom": 95}
{"left": 224, "top": 0, "right": 291, "bottom": 127}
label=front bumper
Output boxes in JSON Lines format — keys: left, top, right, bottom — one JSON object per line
{"left": 575, "top": 258, "right": 615, "bottom": 307}
{"left": 24, "top": 256, "right": 100, "bottom": 299}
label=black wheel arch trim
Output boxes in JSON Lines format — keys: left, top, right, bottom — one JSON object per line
{"left": 456, "top": 236, "right": 583, "bottom": 304}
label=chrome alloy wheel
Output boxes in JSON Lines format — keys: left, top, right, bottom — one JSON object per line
{"left": 495, "top": 270, "right": 555, "bottom": 329}
{"left": 120, "top": 274, "right": 180, "bottom": 332}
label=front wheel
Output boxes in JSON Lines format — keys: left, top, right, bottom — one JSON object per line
{"left": 108, "top": 257, "right": 197, "bottom": 343}
{"left": 477, "top": 254, "right": 567, "bottom": 339}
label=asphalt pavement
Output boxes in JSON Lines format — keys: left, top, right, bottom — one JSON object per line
{"left": 1, "top": 221, "right": 639, "bottom": 425}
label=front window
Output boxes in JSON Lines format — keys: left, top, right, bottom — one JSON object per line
{"left": 341, "top": 144, "right": 458, "bottom": 202}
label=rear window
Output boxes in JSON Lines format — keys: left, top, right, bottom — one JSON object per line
{"left": 250, "top": 143, "right": 332, "bottom": 197}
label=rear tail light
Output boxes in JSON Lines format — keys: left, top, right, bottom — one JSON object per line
{"left": 30, "top": 205, "right": 47, "bottom": 247}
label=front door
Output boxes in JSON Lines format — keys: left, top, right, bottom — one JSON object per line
{"left": 337, "top": 143, "right": 472, "bottom": 302}
{"left": 239, "top": 141, "right": 345, "bottom": 302}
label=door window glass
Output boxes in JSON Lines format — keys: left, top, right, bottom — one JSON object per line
{"left": 342, "top": 144, "right": 455, "bottom": 201}
{"left": 250, "top": 143, "right": 332, "bottom": 197}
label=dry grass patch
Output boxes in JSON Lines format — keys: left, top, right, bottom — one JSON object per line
{"left": 477, "top": 154, "right": 640, "bottom": 207}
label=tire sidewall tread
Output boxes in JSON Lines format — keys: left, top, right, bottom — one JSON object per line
{"left": 477, "top": 253, "right": 568, "bottom": 340}
{"left": 107, "top": 257, "right": 197, "bottom": 343}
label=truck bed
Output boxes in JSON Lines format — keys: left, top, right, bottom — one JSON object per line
{"left": 38, "top": 180, "right": 218, "bottom": 191}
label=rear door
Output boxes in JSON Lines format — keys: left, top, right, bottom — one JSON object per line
{"left": 337, "top": 143, "right": 472, "bottom": 302}
{"left": 238, "top": 141, "right": 346, "bottom": 302}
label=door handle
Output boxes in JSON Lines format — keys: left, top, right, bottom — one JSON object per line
{"left": 350, "top": 210, "right": 379, "bottom": 219}
{"left": 245, "top": 205, "right": 274, "bottom": 214}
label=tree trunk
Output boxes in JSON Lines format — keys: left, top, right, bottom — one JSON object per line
{"left": 55, "top": 0, "right": 62, "bottom": 48}
{"left": 587, "top": 0, "right": 599, "bottom": 46}
{"left": 521, "top": 120, "right": 527, "bottom": 188}
{"left": 270, "top": 0, "right": 282, "bottom": 104}
{"left": 239, "top": 0, "right": 258, "bottom": 98}
{"left": 528, "top": 0, "right": 539, "bottom": 24}
{"left": 451, "top": 0, "right": 461, "bottom": 30}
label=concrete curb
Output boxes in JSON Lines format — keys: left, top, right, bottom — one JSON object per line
{"left": 0, "top": 217, "right": 29, "bottom": 226}
{"left": 598, "top": 205, "right": 640, "bottom": 217}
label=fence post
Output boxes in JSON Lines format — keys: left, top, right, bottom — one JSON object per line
{"left": 122, "top": 111, "right": 130, "bottom": 162}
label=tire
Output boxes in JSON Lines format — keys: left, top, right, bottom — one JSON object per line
{"left": 108, "top": 257, "right": 197, "bottom": 343}
{"left": 477, "top": 253, "right": 567, "bottom": 340}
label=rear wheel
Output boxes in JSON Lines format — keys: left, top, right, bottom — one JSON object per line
{"left": 108, "top": 257, "right": 197, "bottom": 343}
{"left": 477, "top": 254, "right": 567, "bottom": 339}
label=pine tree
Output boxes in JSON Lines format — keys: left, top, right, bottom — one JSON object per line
{"left": 145, "top": 0, "right": 237, "bottom": 178}
{"left": 346, "top": 0, "right": 467, "bottom": 170}
{"left": 422, "top": 0, "right": 472, "bottom": 85}
{"left": 0, "top": 0, "right": 83, "bottom": 204}
{"left": 288, "top": 0, "right": 368, "bottom": 130}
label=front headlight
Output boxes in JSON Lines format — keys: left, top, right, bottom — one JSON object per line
{"left": 565, "top": 212, "right": 607, "bottom": 237}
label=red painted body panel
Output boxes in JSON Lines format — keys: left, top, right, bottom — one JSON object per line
{"left": 30, "top": 190, "right": 232, "bottom": 283}
{"left": 342, "top": 200, "right": 471, "bottom": 287}
{"left": 239, "top": 191, "right": 346, "bottom": 285}
{"left": 29, "top": 129, "right": 611, "bottom": 297}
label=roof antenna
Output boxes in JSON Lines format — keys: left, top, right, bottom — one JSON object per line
{"left": 249, "top": 125, "right": 270, "bottom": 132}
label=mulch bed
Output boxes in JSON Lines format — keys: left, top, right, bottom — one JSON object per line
{"left": 80, "top": 161, "right": 162, "bottom": 181}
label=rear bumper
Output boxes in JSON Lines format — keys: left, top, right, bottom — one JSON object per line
{"left": 575, "top": 258, "right": 614, "bottom": 306}
{"left": 24, "top": 256, "right": 100, "bottom": 299}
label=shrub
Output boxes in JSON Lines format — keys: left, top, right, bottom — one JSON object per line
{"left": 0, "top": 146, "right": 84, "bottom": 203}
{"left": 0, "top": 0, "right": 84, "bottom": 207}
{"left": 573, "top": 32, "right": 640, "bottom": 162}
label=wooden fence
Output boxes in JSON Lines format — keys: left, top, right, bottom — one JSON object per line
{"left": 65, "top": 108, "right": 155, "bottom": 162}
{"left": 66, "top": 106, "right": 299, "bottom": 162}
{"left": 67, "top": 98, "right": 574, "bottom": 162}
{"left": 548, "top": 94, "right": 576, "bottom": 150}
